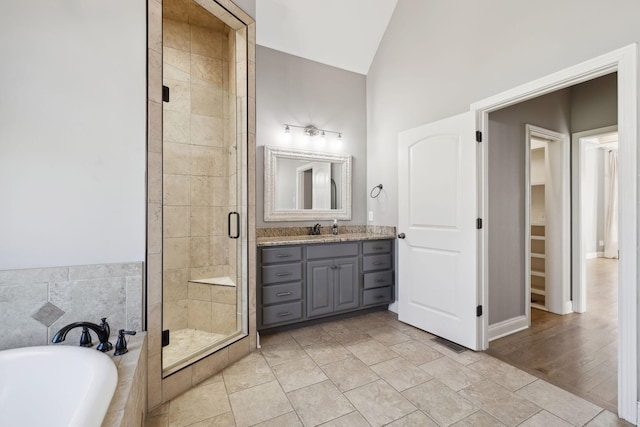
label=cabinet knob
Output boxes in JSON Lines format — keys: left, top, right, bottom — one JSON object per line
{"left": 398, "top": 233, "right": 406, "bottom": 239}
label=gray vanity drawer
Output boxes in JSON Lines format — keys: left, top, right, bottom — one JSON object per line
{"left": 262, "top": 282, "right": 303, "bottom": 305}
{"left": 262, "top": 263, "right": 302, "bottom": 284}
{"left": 363, "top": 240, "right": 391, "bottom": 255}
{"left": 363, "top": 287, "right": 392, "bottom": 306}
{"left": 262, "top": 301, "right": 303, "bottom": 326}
{"left": 307, "top": 242, "right": 358, "bottom": 260}
{"left": 363, "top": 254, "right": 392, "bottom": 272}
{"left": 262, "top": 246, "right": 302, "bottom": 264}
{"left": 364, "top": 270, "right": 393, "bottom": 289}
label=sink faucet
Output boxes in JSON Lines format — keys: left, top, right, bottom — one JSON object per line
{"left": 52, "top": 317, "right": 113, "bottom": 352}
{"left": 310, "top": 223, "right": 321, "bottom": 235}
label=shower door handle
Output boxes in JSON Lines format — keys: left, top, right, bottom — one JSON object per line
{"left": 228, "top": 211, "right": 240, "bottom": 239}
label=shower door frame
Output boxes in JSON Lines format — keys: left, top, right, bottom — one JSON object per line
{"left": 146, "top": 0, "right": 256, "bottom": 408}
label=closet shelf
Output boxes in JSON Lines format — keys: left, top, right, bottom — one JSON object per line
{"left": 531, "top": 287, "right": 546, "bottom": 296}
{"left": 531, "top": 303, "right": 548, "bottom": 311}
{"left": 531, "top": 236, "right": 545, "bottom": 241}
{"left": 531, "top": 253, "right": 545, "bottom": 259}
{"left": 531, "top": 270, "right": 545, "bottom": 278}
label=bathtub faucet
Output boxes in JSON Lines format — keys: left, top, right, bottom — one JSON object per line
{"left": 52, "top": 317, "right": 113, "bottom": 352}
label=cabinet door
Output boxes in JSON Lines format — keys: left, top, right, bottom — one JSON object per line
{"left": 307, "top": 260, "right": 334, "bottom": 317}
{"left": 334, "top": 257, "right": 359, "bottom": 312}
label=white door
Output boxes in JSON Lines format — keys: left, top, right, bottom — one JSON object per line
{"left": 397, "top": 112, "right": 479, "bottom": 350}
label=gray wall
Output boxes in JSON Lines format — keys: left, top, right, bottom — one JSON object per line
{"left": 232, "top": 0, "right": 255, "bottom": 19}
{"left": 488, "top": 89, "right": 571, "bottom": 325}
{"left": 366, "top": 0, "right": 640, "bottom": 228}
{"left": 571, "top": 72, "right": 618, "bottom": 133}
{"left": 256, "top": 46, "right": 367, "bottom": 227}
{"left": 0, "top": 1, "right": 146, "bottom": 270}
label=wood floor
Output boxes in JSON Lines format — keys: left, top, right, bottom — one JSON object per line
{"left": 486, "top": 257, "right": 618, "bottom": 413}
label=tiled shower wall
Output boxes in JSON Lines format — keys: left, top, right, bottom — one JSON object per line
{"left": 162, "top": 7, "right": 236, "bottom": 333}
{"left": 0, "top": 262, "right": 143, "bottom": 351}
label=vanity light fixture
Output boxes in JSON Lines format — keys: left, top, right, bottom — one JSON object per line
{"left": 283, "top": 124, "right": 343, "bottom": 140}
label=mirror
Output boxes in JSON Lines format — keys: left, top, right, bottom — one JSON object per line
{"left": 264, "top": 145, "right": 352, "bottom": 221}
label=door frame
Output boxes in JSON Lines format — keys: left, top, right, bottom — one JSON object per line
{"left": 571, "top": 125, "right": 619, "bottom": 314}
{"left": 525, "top": 125, "right": 571, "bottom": 319}
{"left": 471, "top": 44, "right": 637, "bottom": 422}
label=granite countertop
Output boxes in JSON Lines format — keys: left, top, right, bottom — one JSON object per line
{"left": 256, "top": 232, "right": 397, "bottom": 247}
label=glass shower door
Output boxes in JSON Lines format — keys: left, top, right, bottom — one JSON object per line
{"left": 160, "top": 0, "right": 248, "bottom": 376}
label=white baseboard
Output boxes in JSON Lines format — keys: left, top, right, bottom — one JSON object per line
{"left": 586, "top": 251, "right": 604, "bottom": 259}
{"left": 488, "top": 315, "right": 529, "bottom": 342}
{"left": 388, "top": 301, "right": 398, "bottom": 313}
{"left": 563, "top": 301, "right": 574, "bottom": 315}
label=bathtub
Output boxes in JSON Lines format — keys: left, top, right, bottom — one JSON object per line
{"left": 0, "top": 345, "right": 118, "bottom": 427}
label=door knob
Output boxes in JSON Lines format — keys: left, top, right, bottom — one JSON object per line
{"left": 398, "top": 233, "right": 406, "bottom": 239}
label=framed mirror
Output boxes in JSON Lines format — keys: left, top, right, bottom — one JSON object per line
{"left": 264, "top": 145, "right": 352, "bottom": 221}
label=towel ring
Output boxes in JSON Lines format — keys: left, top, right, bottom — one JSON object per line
{"left": 370, "top": 184, "right": 383, "bottom": 198}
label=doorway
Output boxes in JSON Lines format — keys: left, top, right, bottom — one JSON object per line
{"left": 525, "top": 124, "right": 571, "bottom": 320}
{"left": 472, "top": 45, "right": 636, "bottom": 422}
{"left": 484, "top": 77, "right": 620, "bottom": 413}
{"left": 572, "top": 126, "right": 619, "bottom": 313}
{"left": 487, "top": 119, "right": 621, "bottom": 410}
{"left": 396, "top": 45, "right": 636, "bottom": 421}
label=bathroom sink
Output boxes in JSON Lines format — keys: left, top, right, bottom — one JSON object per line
{"left": 0, "top": 345, "right": 118, "bottom": 427}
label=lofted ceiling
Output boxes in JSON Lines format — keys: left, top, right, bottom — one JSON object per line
{"left": 256, "top": 0, "right": 398, "bottom": 75}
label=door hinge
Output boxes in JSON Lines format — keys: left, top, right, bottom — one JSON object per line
{"left": 162, "top": 85, "right": 170, "bottom": 103}
{"left": 476, "top": 131, "right": 482, "bottom": 142}
{"left": 162, "top": 329, "right": 170, "bottom": 347}
{"left": 476, "top": 218, "right": 482, "bottom": 229}
{"left": 476, "top": 305, "right": 483, "bottom": 317}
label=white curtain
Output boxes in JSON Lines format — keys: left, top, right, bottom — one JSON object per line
{"left": 603, "top": 149, "right": 619, "bottom": 259}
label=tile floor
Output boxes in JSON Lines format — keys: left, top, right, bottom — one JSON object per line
{"left": 146, "top": 311, "right": 631, "bottom": 427}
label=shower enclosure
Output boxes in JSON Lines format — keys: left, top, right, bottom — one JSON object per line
{"left": 161, "top": 0, "right": 248, "bottom": 376}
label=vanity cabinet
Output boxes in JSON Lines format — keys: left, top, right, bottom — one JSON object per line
{"left": 307, "top": 243, "right": 359, "bottom": 317}
{"left": 362, "top": 240, "right": 394, "bottom": 306}
{"left": 258, "top": 239, "right": 394, "bottom": 331}
{"left": 259, "top": 246, "right": 304, "bottom": 327}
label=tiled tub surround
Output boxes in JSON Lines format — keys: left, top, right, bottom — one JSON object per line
{"left": 0, "top": 262, "right": 143, "bottom": 351}
{"left": 103, "top": 333, "right": 148, "bottom": 427}
{"left": 256, "top": 225, "right": 397, "bottom": 246}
